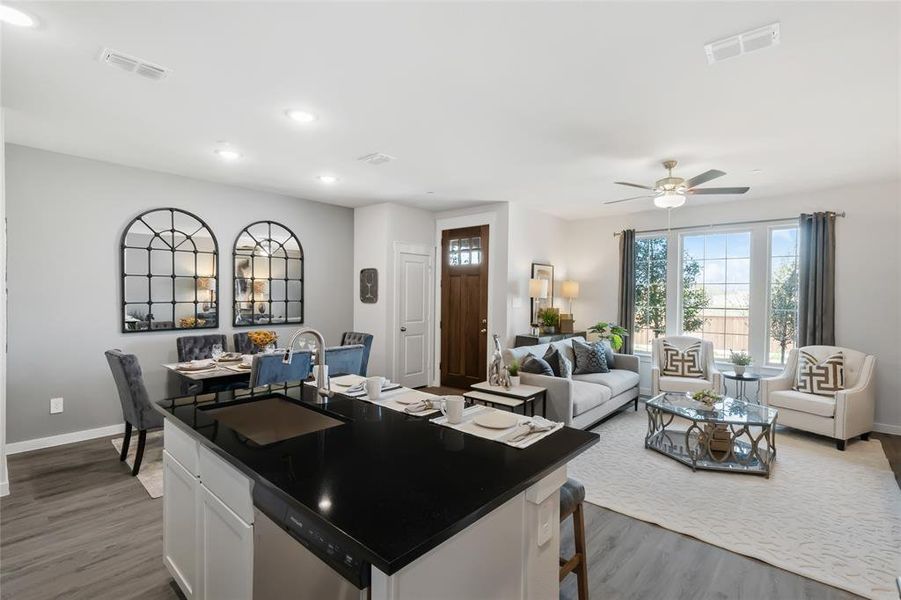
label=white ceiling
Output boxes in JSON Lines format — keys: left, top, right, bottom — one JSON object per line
{"left": 2, "top": 2, "right": 898, "bottom": 219}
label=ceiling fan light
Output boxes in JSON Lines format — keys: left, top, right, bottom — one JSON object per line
{"left": 654, "top": 191, "right": 686, "bottom": 209}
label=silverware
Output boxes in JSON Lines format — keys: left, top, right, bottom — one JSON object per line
{"left": 509, "top": 422, "right": 554, "bottom": 444}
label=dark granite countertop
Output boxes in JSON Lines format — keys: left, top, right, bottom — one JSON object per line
{"left": 154, "top": 383, "right": 598, "bottom": 575}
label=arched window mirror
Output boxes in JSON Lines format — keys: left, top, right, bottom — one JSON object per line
{"left": 121, "top": 208, "right": 219, "bottom": 332}
{"left": 233, "top": 221, "right": 304, "bottom": 326}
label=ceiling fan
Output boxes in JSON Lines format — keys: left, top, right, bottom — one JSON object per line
{"left": 606, "top": 160, "right": 750, "bottom": 208}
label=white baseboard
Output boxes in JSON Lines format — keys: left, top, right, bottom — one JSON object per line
{"left": 6, "top": 423, "right": 125, "bottom": 456}
{"left": 873, "top": 422, "right": 901, "bottom": 436}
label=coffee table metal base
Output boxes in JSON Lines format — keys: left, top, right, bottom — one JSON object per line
{"left": 645, "top": 405, "right": 777, "bottom": 478}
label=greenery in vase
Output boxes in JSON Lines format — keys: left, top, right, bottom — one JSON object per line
{"left": 537, "top": 308, "right": 559, "bottom": 328}
{"left": 507, "top": 359, "right": 520, "bottom": 377}
{"left": 179, "top": 317, "right": 206, "bottom": 328}
{"left": 729, "top": 350, "right": 752, "bottom": 366}
{"left": 587, "top": 322, "right": 629, "bottom": 351}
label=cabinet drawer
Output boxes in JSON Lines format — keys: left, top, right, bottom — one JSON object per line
{"left": 165, "top": 419, "right": 200, "bottom": 477}
{"left": 198, "top": 445, "right": 254, "bottom": 524}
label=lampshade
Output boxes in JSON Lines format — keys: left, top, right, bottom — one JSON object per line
{"left": 528, "top": 278, "right": 548, "bottom": 299}
{"left": 654, "top": 190, "right": 686, "bottom": 209}
{"left": 252, "top": 280, "right": 267, "bottom": 296}
{"left": 561, "top": 280, "right": 580, "bottom": 299}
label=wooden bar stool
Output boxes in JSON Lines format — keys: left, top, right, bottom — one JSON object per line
{"left": 560, "top": 477, "right": 589, "bottom": 600}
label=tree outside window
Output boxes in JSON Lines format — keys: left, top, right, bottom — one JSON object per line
{"left": 633, "top": 237, "right": 667, "bottom": 352}
{"left": 768, "top": 228, "right": 800, "bottom": 364}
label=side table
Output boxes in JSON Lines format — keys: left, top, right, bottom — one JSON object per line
{"left": 722, "top": 371, "right": 762, "bottom": 403}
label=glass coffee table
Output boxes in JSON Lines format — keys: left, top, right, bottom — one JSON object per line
{"left": 645, "top": 393, "right": 778, "bottom": 478}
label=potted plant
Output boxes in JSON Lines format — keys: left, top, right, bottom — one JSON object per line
{"left": 587, "top": 322, "right": 629, "bottom": 351}
{"left": 537, "top": 308, "right": 559, "bottom": 334}
{"left": 729, "top": 350, "right": 752, "bottom": 376}
{"left": 691, "top": 389, "right": 722, "bottom": 411}
{"left": 507, "top": 359, "right": 521, "bottom": 386}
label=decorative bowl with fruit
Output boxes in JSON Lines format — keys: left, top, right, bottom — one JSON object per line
{"left": 690, "top": 389, "right": 723, "bottom": 410}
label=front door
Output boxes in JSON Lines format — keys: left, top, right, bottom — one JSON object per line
{"left": 440, "top": 225, "right": 489, "bottom": 388}
{"left": 396, "top": 248, "right": 432, "bottom": 388}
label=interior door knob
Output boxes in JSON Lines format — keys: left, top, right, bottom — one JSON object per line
{"left": 400, "top": 327, "right": 407, "bottom": 332}
{"left": 480, "top": 328, "right": 487, "bottom": 334}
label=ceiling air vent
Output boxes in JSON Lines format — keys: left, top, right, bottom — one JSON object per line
{"left": 704, "top": 23, "right": 780, "bottom": 65}
{"left": 99, "top": 47, "right": 171, "bottom": 81}
{"left": 357, "top": 152, "right": 396, "bottom": 166}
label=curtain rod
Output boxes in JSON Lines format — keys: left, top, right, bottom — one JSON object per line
{"left": 612, "top": 211, "right": 846, "bottom": 237}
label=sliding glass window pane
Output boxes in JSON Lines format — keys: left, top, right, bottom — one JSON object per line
{"left": 767, "top": 227, "right": 800, "bottom": 365}
{"left": 633, "top": 236, "right": 668, "bottom": 353}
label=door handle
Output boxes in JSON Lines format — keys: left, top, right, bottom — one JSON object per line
{"left": 480, "top": 328, "right": 487, "bottom": 334}
{"left": 400, "top": 327, "right": 407, "bottom": 332}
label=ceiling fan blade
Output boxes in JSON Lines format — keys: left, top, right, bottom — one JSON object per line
{"left": 614, "top": 181, "right": 655, "bottom": 190}
{"left": 604, "top": 195, "right": 653, "bottom": 205}
{"left": 688, "top": 187, "right": 750, "bottom": 195}
{"left": 684, "top": 169, "right": 726, "bottom": 188}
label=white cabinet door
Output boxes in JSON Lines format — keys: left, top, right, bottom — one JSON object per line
{"left": 199, "top": 484, "right": 253, "bottom": 600}
{"left": 163, "top": 450, "right": 200, "bottom": 599}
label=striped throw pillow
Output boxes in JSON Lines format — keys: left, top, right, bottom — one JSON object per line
{"left": 661, "top": 341, "right": 705, "bottom": 378}
{"left": 795, "top": 351, "right": 844, "bottom": 396}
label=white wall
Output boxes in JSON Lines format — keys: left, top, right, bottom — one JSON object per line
{"left": 506, "top": 204, "right": 570, "bottom": 343}
{"left": 352, "top": 202, "right": 435, "bottom": 379}
{"left": 5, "top": 145, "right": 355, "bottom": 444}
{"left": 0, "top": 108, "right": 8, "bottom": 494}
{"left": 566, "top": 179, "right": 901, "bottom": 432}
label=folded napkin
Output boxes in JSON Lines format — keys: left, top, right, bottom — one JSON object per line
{"left": 403, "top": 399, "right": 436, "bottom": 414}
{"left": 176, "top": 359, "right": 216, "bottom": 371}
{"left": 501, "top": 417, "right": 559, "bottom": 447}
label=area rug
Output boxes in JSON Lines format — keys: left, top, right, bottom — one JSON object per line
{"left": 110, "top": 431, "right": 164, "bottom": 499}
{"left": 568, "top": 406, "right": 901, "bottom": 600}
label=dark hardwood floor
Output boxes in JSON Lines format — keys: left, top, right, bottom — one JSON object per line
{"left": 3, "top": 430, "right": 898, "bottom": 600}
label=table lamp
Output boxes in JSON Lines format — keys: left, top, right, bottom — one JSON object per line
{"left": 529, "top": 278, "right": 549, "bottom": 328}
{"left": 561, "top": 280, "right": 580, "bottom": 314}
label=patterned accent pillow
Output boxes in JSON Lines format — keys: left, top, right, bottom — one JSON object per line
{"left": 571, "top": 339, "right": 610, "bottom": 375}
{"left": 520, "top": 355, "right": 554, "bottom": 376}
{"left": 795, "top": 351, "right": 844, "bottom": 396}
{"left": 543, "top": 346, "right": 572, "bottom": 378}
{"left": 661, "top": 341, "right": 705, "bottom": 378}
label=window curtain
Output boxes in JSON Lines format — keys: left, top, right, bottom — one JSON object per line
{"left": 798, "top": 212, "right": 836, "bottom": 346}
{"left": 617, "top": 229, "right": 636, "bottom": 354}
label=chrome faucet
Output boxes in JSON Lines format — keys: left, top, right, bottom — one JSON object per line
{"left": 283, "top": 327, "right": 334, "bottom": 402}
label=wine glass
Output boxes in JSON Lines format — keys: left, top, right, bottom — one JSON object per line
{"left": 211, "top": 343, "right": 223, "bottom": 361}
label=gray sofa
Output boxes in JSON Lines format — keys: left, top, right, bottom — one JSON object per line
{"left": 503, "top": 337, "right": 640, "bottom": 430}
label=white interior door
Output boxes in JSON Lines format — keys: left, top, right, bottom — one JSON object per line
{"left": 395, "top": 248, "right": 432, "bottom": 388}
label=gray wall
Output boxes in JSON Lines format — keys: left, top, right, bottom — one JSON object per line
{"left": 6, "top": 145, "right": 355, "bottom": 443}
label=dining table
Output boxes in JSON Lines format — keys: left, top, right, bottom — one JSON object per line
{"left": 163, "top": 358, "right": 253, "bottom": 394}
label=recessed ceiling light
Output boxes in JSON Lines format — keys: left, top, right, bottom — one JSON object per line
{"left": 318, "top": 175, "right": 338, "bottom": 184}
{"left": 750, "top": 169, "right": 763, "bottom": 174}
{"left": 286, "top": 109, "right": 317, "bottom": 123}
{"left": 213, "top": 147, "right": 242, "bottom": 161}
{"left": 0, "top": 5, "right": 37, "bottom": 27}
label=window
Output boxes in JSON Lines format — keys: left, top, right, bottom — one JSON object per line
{"left": 681, "top": 232, "right": 751, "bottom": 359}
{"left": 448, "top": 236, "right": 482, "bottom": 266}
{"left": 767, "top": 227, "right": 800, "bottom": 365}
{"left": 633, "top": 236, "right": 667, "bottom": 353}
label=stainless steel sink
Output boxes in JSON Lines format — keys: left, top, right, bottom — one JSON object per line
{"left": 202, "top": 396, "right": 346, "bottom": 445}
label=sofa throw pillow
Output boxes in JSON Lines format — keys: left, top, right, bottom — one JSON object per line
{"left": 543, "top": 346, "right": 572, "bottom": 378}
{"left": 520, "top": 355, "right": 554, "bottom": 377}
{"left": 661, "top": 341, "right": 705, "bottom": 378}
{"left": 571, "top": 338, "right": 610, "bottom": 375}
{"left": 795, "top": 350, "right": 844, "bottom": 396}
{"left": 601, "top": 340, "right": 616, "bottom": 370}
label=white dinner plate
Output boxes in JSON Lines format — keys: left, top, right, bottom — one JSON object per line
{"left": 393, "top": 392, "right": 428, "bottom": 405}
{"left": 473, "top": 411, "right": 520, "bottom": 430}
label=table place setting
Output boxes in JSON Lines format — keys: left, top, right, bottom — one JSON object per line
{"left": 431, "top": 402, "right": 563, "bottom": 449}
{"left": 340, "top": 376, "right": 443, "bottom": 416}
{"left": 341, "top": 376, "right": 402, "bottom": 398}
{"left": 172, "top": 359, "right": 220, "bottom": 374}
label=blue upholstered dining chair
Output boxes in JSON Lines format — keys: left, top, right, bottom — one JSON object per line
{"left": 176, "top": 333, "right": 229, "bottom": 362}
{"left": 249, "top": 350, "right": 313, "bottom": 387}
{"left": 325, "top": 345, "right": 366, "bottom": 376}
{"left": 341, "top": 332, "right": 373, "bottom": 375}
{"left": 233, "top": 331, "right": 278, "bottom": 355}
{"left": 104, "top": 350, "right": 164, "bottom": 476}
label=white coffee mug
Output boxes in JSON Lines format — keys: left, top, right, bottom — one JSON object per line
{"left": 441, "top": 395, "right": 466, "bottom": 424}
{"left": 365, "top": 376, "right": 386, "bottom": 400}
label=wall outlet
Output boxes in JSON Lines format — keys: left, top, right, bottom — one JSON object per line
{"left": 50, "top": 397, "right": 64, "bottom": 414}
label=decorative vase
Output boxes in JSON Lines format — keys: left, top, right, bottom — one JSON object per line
{"left": 509, "top": 375, "right": 521, "bottom": 387}
{"left": 541, "top": 326, "right": 556, "bottom": 335}
{"left": 733, "top": 364, "right": 746, "bottom": 377}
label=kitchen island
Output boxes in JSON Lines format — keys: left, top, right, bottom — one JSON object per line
{"left": 155, "top": 381, "right": 598, "bottom": 600}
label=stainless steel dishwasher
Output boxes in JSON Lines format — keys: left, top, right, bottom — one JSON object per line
{"left": 253, "top": 502, "right": 369, "bottom": 600}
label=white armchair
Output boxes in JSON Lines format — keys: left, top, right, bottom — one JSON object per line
{"left": 651, "top": 336, "right": 722, "bottom": 396}
{"left": 760, "top": 346, "right": 875, "bottom": 450}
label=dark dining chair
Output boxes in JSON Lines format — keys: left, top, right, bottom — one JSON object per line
{"left": 249, "top": 350, "right": 313, "bottom": 387}
{"left": 104, "top": 350, "right": 164, "bottom": 476}
{"left": 340, "top": 332, "right": 373, "bottom": 375}
{"left": 176, "top": 334, "right": 229, "bottom": 362}
{"left": 233, "top": 331, "right": 278, "bottom": 355}
{"left": 325, "top": 344, "right": 365, "bottom": 376}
